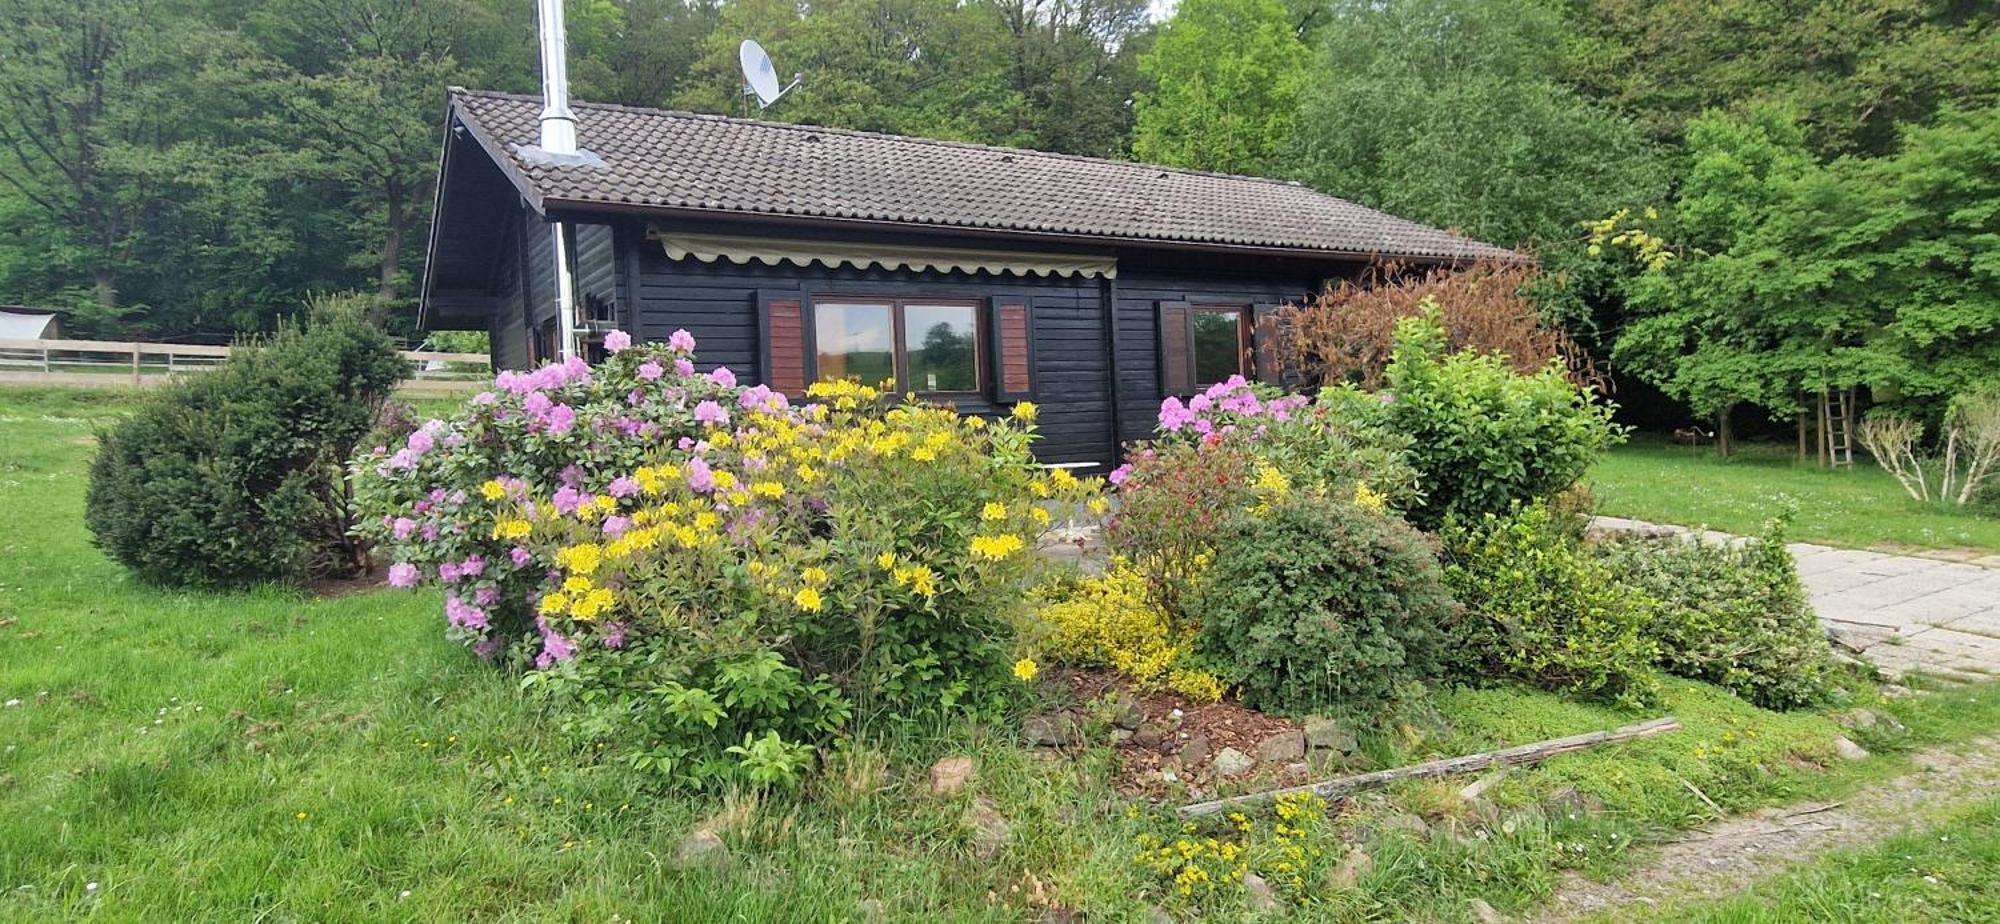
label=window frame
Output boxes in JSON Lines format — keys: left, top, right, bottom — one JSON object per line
{"left": 811, "top": 296, "right": 986, "bottom": 397}
{"left": 1189, "top": 304, "right": 1251, "bottom": 387}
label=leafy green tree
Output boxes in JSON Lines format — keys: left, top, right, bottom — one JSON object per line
{"left": 1286, "top": 0, "right": 1661, "bottom": 248}
{"left": 1131, "top": 0, "right": 1305, "bottom": 175}
{"left": 1561, "top": 0, "right": 2000, "bottom": 157}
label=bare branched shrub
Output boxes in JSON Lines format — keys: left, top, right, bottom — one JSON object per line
{"left": 1858, "top": 392, "right": 2000, "bottom": 507}
{"left": 1274, "top": 259, "right": 1603, "bottom": 391}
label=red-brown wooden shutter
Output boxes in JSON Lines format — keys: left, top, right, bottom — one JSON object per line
{"left": 1252, "top": 303, "right": 1283, "bottom": 385}
{"left": 989, "top": 298, "right": 1034, "bottom": 401}
{"left": 1157, "top": 301, "right": 1194, "bottom": 397}
{"left": 759, "top": 292, "right": 809, "bottom": 397}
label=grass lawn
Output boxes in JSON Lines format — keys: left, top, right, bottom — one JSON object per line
{"left": 1589, "top": 435, "right": 2000, "bottom": 553}
{"left": 1630, "top": 796, "right": 2000, "bottom": 922}
{"left": 5, "top": 385, "right": 2000, "bottom": 921}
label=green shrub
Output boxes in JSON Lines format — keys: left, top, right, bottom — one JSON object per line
{"left": 1595, "top": 515, "right": 1837, "bottom": 710}
{"left": 1191, "top": 497, "right": 1459, "bottom": 716}
{"left": 86, "top": 298, "right": 407, "bottom": 587}
{"left": 1440, "top": 504, "right": 1659, "bottom": 707}
{"left": 1329, "top": 313, "right": 1623, "bottom": 530}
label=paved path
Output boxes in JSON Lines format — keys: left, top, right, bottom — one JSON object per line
{"left": 1591, "top": 517, "right": 2000, "bottom": 684}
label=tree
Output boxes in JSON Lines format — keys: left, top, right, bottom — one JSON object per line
{"left": 1286, "top": 0, "right": 1661, "bottom": 249}
{"left": 1131, "top": 0, "right": 1305, "bottom": 175}
{"left": 1561, "top": 0, "right": 2000, "bottom": 157}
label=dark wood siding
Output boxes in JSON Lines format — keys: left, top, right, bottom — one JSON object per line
{"left": 572, "top": 223, "right": 618, "bottom": 324}
{"left": 489, "top": 215, "right": 531, "bottom": 370}
{"left": 628, "top": 239, "right": 1112, "bottom": 466}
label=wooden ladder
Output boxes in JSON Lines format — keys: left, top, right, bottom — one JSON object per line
{"left": 1821, "top": 388, "right": 1856, "bottom": 467}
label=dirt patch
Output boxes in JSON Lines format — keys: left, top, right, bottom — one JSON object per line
{"left": 1047, "top": 668, "right": 1302, "bottom": 799}
{"left": 1537, "top": 735, "right": 2000, "bottom": 920}
{"left": 306, "top": 568, "right": 386, "bottom": 599}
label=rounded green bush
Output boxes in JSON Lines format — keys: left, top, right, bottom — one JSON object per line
{"left": 1192, "top": 497, "right": 1459, "bottom": 716}
{"left": 85, "top": 299, "right": 407, "bottom": 588}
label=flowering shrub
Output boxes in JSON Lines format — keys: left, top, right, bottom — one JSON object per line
{"left": 355, "top": 333, "right": 1096, "bottom": 788}
{"left": 1134, "top": 793, "right": 1337, "bottom": 910}
{"left": 1191, "top": 496, "right": 1458, "bottom": 716}
{"left": 1034, "top": 561, "right": 1226, "bottom": 701}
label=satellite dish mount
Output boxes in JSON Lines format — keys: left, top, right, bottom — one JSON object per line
{"left": 739, "top": 39, "right": 802, "bottom": 112}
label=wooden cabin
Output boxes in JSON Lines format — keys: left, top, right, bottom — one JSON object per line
{"left": 419, "top": 89, "right": 1510, "bottom": 468}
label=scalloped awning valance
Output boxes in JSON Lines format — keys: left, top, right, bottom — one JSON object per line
{"left": 650, "top": 230, "right": 1116, "bottom": 279}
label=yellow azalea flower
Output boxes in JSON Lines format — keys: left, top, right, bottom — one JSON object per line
{"left": 711, "top": 470, "right": 738, "bottom": 491}
{"left": 557, "top": 544, "right": 601, "bottom": 575}
{"left": 877, "top": 552, "right": 897, "bottom": 570}
{"left": 910, "top": 446, "right": 937, "bottom": 462}
{"left": 980, "top": 502, "right": 1008, "bottom": 522}
{"left": 1011, "top": 402, "right": 1038, "bottom": 422}
{"left": 969, "top": 533, "right": 1025, "bottom": 560}
{"left": 751, "top": 481, "right": 785, "bottom": 499}
{"left": 1049, "top": 468, "right": 1078, "bottom": 489}
{"left": 539, "top": 592, "right": 569, "bottom": 615}
{"left": 802, "top": 566, "right": 829, "bottom": 586}
{"left": 1088, "top": 497, "right": 1110, "bottom": 516}
{"left": 966, "top": 415, "right": 986, "bottom": 430}
{"left": 793, "top": 587, "right": 824, "bottom": 612}
{"left": 1013, "top": 658, "right": 1038, "bottom": 681}
{"left": 595, "top": 495, "right": 616, "bottom": 513}
{"left": 1029, "top": 480, "right": 1052, "bottom": 498}
{"left": 1031, "top": 507, "right": 1052, "bottom": 526}
{"left": 1353, "top": 481, "right": 1389, "bottom": 514}
{"left": 491, "top": 518, "right": 532, "bottom": 540}
{"left": 693, "top": 511, "right": 720, "bottom": 532}
{"left": 480, "top": 480, "right": 507, "bottom": 501}
{"left": 563, "top": 575, "right": 593, "bottom": 595}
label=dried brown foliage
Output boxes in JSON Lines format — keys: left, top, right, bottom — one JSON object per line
{"left": 1274, "top": 259, "right": 1604, "bottom": 391}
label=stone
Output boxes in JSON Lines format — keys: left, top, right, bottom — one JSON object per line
{"left": 1242, "top": 871, "right": 1278, "bottom": 912}
{"left": 1879, "top": 683, "right": 1917, "bottom": 699}
{"left": 1327, "top": 847, "right": 1373, "bottom": 889}
{"left": 1303, "top": 717, "right": 1357, "bottom": 755}
{"left": 1177, "top": 734, "right": 1211, "bottom": 770}
{"left": 673, "top": 829, "right": 729, "bottom": 870}
{"left": 1468, "top": 898, "right": 1503, "bottom": 924}
{"left": 1111, "top": 728, "right": 1135, "bottom": 745}
{"left": 1212, "top": 747, "right": 1256, "bottom": 778}
{"left": 1283, "top": 761, "right": 1311, "bottom": 781}
{"left": 1145, "top": 908, "right": 1175, "bottom": 924}
{"left": 1256, "top": 729, "right": 1306, "bottom": 765}
{"left": 1132, "top": 723, "right": 1166, "bottom": 749}
{"left": 966, "top": 797, "right": 1012, "bottom": 859}
{"left": 1372, "top": 812, "right": 1430, "bottom": 840}
{"left": 1833, "top": 735, "right": 1871, "bottom": 761}
{"left": 1041, "top": 908, "right": 1083, "bottom": 924}
{"left": 1024, "top": 714, "right": 1079, "bottom": 747}
{"left": 930, "top": 755, "right": 975, "bottom": 795}
{"left": 1110, "top": 692, "right": 1146, "bottom": 730}
{"left": 1840, "top": 708, "right": 1908, "bottom": 736}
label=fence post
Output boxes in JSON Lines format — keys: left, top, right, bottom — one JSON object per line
{"left": 131, "top": 343, "right": 142, "bottom": 385}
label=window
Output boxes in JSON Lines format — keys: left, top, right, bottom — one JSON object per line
{"left": 814, "top": 299, "right": 981, "bottom": 393}
{"left": 1191, "top": 306, "right": 1248, "bottom": 385}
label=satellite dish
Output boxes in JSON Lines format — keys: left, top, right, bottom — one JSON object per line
{"left": 738, "top": 39, "right": 801, "bottom": 109}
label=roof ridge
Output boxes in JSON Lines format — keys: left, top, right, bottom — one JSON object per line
{"left": 450, "top": 87, "right": 1353, "bottom": 198}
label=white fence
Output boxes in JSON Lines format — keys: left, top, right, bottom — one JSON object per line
{"left": 0, "top": 337, "right": 490, "bottom": 395}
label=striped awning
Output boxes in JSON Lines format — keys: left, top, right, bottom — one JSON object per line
{"left": 650, "top": 230, "right": 1116, "bottom": 279}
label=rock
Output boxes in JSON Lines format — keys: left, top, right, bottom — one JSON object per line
{"left": 1110, "top": 693, "right": 1146, "bottom": 730}
{"left": 1024, "top": 714, "right": 1079, "bottom": 747}
{"left": 1177, "top": 734, "right": 1211, "bottom": 770}
{"left": 1468, "top": 898, "right": 1503, "bottom": 924}
{"left": 1500, "top": 808, "right": 1542, "bottom": 836}
{"left": 1041, "top": 908, "right": 1083, "bottom": 924}
{"left": 1145, "top": 907, "right": 1175, "bottom": 924}
{"left": 1303, "top": 717, "right": 1357, "bottom": 755}
{"left": 673, "top": 829, "right": 729, "bottom": 870}
{"left": 1283, "top": 761, "right": 1311, "bottom": 781}
{"left": 1545, "top": 786, "right": 1603, "bottom": 821}
{"left": 1840, "top": 708, "right": 1908, "bottom": 736}
{"left": 1833, "top": 735, "right": 1871, "bottom": 761}
{"left": 1132, "top": 723, "right": 1167, "bottom": 749}
{"left": 1257, "top": 729, "right": 1306, "bottom": 765}
{"left": 1111, "top": 728, "right": 1135, "bottom": 745}
{"left": 930, "top": 755, "right": 975, "bottom": 795}
{"left": 1368, "top": 812, "right": 1430, "bottom": 841}
{"left": 1242, "top": 870, "right": 1278, "bottom": 913}
{"left": 1880, "top": 683, "right": 1917, "bottom": 699}
{"left": 1212, "top": 747, "right": 1256, "bottom": 778}
{"left": 966, "top": 797, "right": 1012, "bottom": 859}
{"left": 1327, "top": 847, "right": 1373, "bottom": 889}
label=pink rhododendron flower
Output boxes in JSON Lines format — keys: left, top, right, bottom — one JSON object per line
{"left": 547, "top": 404, "right": 577, "bottom": 436}
{"left": 523, "top": 391, "right": 553, "bottom": 415}
{"left": 637, "top": 361, "right": 663, "bottom": 381}
{"left": 674, "top": 358, "right": 695, "bottom": 377}
{"left": 686, "top": 457, "right": 715, "bottom": 493}
{"left": 445, "top": 595, "right": 489, "bottom": 631}
{"left": 602, "top": 516, "right": 631, "bottom": 538}
{"left": 392, "top": 517, "right": 417, "bottom": 540}
{"left": 459, "top": 555, "right": 485, "bottom": 577}
{"left": 602, "top": 622, "right": 628, "bottom": 649}
{"left": 708, "top": 367, "right": 737, "bottom": 388}
{"left": 607, "top": 476, "right": 640, "bottom": 498}
{"left": 510, "top": 546, "right": 533, "bottom": 567}
{"left": 473, "top": 585, "right": 501, "bottom": 606}
{"left": 668, "top": 329, "right": 697, "bottom": 352}
{"left": 552, "top": 485, "right": 585, "bottom": 515}
{"left": 603, "top": 329, "right": 633, "bottom": 353}
{"left": 386, "top": 562, "right": 420, "bottom": 588}
{"left": 1109, "top": 463, "right": 1133, "bottom": 485}
{"left": 693, "top": 400, "right": 730, "bottom": 426}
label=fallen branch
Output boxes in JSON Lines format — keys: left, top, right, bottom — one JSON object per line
{"left": 1177, "top": 716, "right": 1682, "bottom": 819}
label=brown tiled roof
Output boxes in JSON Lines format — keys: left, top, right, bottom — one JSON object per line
{"left": 451, "top": 89, "right": 1513, "bottom": 262}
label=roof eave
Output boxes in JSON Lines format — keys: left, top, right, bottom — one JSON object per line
{"left": 539, "top": 197, "right": 1518, "bottom": 267}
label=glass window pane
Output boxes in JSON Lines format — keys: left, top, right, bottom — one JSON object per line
{"left": 815, "top": 303, "right": 895, "bottom": 387}
{"left": 904, "top": 304, "right": 979, "bottom": 392}
{"left": 1192, "top": 309, "right": 1244, "bottom": 385}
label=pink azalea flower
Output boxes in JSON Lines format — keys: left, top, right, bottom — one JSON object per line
{"left": 392, "top": 517, "right": 417, "bottom": 540}
{"left": 603, "top": 329, "right": 633, "bottom": 353}
{"left": 602, "top": 516, "right": 631, "bottom": 538}
{"left": 523, "top": 391, "right": 553, "bottom": 416}
{"left": 668, "top": 329, "right": 697, "bottom": 352}
{"left": 693, "top": 400, "right": 730, "bottom": 426}
{"left": 547, "top": 404, "right": 577, "bottom": 436}
{"left": 708, "top": 367, "right": 737, "bottom": 388}
{"left": 686, "top": 457, "right": 715, "bottom": 493}
{"left": 607, "top": 476, "right": 641, "bottom": 498}
{"left": 674, "top": 358, "right": 695, "bottom": 377}
{"left": 637, "top": 361, "right": 664, "bottom": 381}
{"left": 1109, "top": 464, "right": 1133, "bottom": 485}
{"left": 386, "top": 562, "right": 420, "bottom": 588}
{"left": 510, "top": 546, "right": 533, "bottom": 567}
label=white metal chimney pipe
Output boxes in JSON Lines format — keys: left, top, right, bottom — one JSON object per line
{"left": 535, "top": 0, "right": 577, "bottom": 156}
